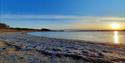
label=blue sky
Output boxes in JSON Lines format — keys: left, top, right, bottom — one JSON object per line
{"left": 0, "top": 0, "right": 125, "bottom": 30}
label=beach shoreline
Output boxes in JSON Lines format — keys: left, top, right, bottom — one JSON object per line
{"left": 0, "top": 32, "right": 125, "bottom": 63}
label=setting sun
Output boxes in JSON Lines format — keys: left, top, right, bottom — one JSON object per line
{"left": 111, "top": 23, "right": 121, "bottom": 29}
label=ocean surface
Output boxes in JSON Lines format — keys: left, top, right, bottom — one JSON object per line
{"left": 29, "top": 31, "right": 125, "bottom": 44}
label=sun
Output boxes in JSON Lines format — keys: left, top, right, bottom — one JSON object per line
{"left": 111, "top": 23, "right": 120, "bottom": 29}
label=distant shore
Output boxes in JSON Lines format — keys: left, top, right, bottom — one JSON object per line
{"left": 0, "top": 32, "right": 125, "bottom": 63}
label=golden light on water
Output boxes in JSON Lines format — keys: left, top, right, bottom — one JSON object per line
{"left": 113, "top": 31, "right": 120, "bottom": 44}
{"left": 111, "top": 23, "right": 121, "bottom": 44}
{"left": 111, "top": 23, "right": 121, "bottom": 29}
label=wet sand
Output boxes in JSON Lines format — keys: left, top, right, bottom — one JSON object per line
{"left": 0, "top": 32, "right": 125, "bottom": 63}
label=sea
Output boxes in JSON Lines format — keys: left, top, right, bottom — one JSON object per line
{"left": 29, "top": 31, "right": 125, "bottom": 44}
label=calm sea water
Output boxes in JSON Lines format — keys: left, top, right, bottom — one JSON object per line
{"left": 29, "top": 31, "right": 125, "bottom": 44}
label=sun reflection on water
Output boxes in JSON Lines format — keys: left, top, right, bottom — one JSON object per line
{"left": 113, "top": 31, "right": 119, "bottom": 44}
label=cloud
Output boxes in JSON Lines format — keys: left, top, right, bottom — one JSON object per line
{"left": 0, "top": 14, "right": 125, "bottom": 22}
{"left": 0, "top": 14, "right": 79, "bottom": 19}
{"left": 0, "top": 14, "right": 124, "bottom": 30}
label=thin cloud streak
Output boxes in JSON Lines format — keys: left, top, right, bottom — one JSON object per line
{"left": 0, "top": 14, "right": 125, "bottom": 22}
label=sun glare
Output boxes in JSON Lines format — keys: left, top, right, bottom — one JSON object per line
{"left": 113, "top": 31, "right": 119, "bottom": 44}
{"left": 111, "top": 23, "right": 120, "bottom": 29}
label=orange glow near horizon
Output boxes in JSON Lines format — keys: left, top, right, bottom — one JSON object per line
{"left": 71, "top": 22, "right": 125, "bottom": 30}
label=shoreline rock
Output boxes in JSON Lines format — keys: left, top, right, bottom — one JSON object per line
{"left": 0, "top": 32, "right": 125, "bottom": 63}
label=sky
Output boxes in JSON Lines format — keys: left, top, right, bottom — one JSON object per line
{"left": 0, "top": 0, "right": 125, "bottom": 30}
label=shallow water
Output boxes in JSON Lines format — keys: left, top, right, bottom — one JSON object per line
{"left": 29, "top": 31, "right": 125, "bottom": 44}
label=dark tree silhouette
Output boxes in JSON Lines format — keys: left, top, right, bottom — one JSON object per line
{"left": 0, "top": 23, "right": 9, "bottom": 29}
{"left": 41, "top": 28, "right": 51, "bottom": 31}
{"left": 0, "top": 23, "right": 51, "bottom": 31}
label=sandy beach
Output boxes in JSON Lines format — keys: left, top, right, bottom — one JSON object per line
{"left": 0, "top": 32, "right": 125, "bottom": 63}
